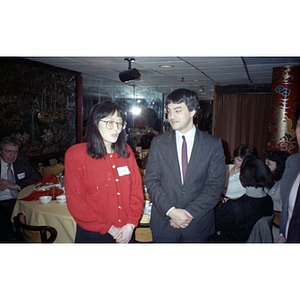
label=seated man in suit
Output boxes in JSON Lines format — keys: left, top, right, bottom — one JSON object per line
{"left": 144, "top": 88, "right": 226, "bottom": 242}
{"left": 0, "top": 136, "right": 41, "bottom": 241}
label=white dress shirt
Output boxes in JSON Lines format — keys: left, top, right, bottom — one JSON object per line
{"left": 175, "top": 125, "right": 196, "bottom": 184}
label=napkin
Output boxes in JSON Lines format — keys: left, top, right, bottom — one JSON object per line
{"left": 37, "top": 174, "right": 57, "bottom": 184}
{"left": 19, "top": 189, "right": 64, "bottom": 201}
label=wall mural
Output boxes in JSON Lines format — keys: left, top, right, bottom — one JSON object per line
{"left": 0, "top": 58, "right": 78, "bottom": 159}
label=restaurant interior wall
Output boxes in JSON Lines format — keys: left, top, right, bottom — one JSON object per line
{"left": 82, "top": 74, "right": 164, "bottom": 150}
{"left": 1, "top": 57, "right": 272, "bottom": 167}
{"left": 214, "top": 90, "right": 272, "bottom": 163}
{"left": 0, "top": 58, "right": 79, "bottom": 167}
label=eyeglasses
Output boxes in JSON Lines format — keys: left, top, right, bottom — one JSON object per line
{"left": 2, "top": 149, "right": 19, "bottom": 155}
{"left": 99, "top": 120, "right": 126, "bottom": 130}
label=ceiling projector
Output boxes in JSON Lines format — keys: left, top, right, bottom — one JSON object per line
{"left": 119, "top": 58, "right": 141, "bottom": 83}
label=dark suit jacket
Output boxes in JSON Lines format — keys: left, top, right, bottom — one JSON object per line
{"left": 1, "top": 153, "right": 41, "bottom": 195}
{"left": 279, "top": 152, "right": 300, "bottom": 238}
{"left": 144, "top": 128, "right": 226, "bottom": 241}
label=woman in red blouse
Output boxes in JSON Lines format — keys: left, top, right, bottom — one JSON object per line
{"left": 65, "top": 101, "right": 144, "bottom": 243}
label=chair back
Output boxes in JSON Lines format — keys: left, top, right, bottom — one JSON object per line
{"left": 246, "top": 213, "right": 274, "bottom": 243}
{"left": 272, "top": 211, "right": 280, "bottom": 228}
{"left": 134, "top": 227, "right": 153, "bottom": 243}
{"left": 13, "top": 213, "right": 57, "bottom": 243}
{"left": 40, "top": 164, "right": 64, "bottom": 177}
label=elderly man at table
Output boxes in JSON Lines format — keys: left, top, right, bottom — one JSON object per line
{"left": 0, "top": 136, "right": 41, "bottom": 241}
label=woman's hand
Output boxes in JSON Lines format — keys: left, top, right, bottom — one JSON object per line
{"left": 108, "top": 225, "right": 121, "bottom": 240}
{"left": 114, "top": 224, "right": 135, "bottom": 243}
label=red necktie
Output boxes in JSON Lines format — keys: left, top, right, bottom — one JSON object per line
{"left": 182, "top": 136, "right": 188, "bottom": 181}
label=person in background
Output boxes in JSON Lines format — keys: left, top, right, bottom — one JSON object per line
{"left": 222, "top": 144, "right": 258, "bottom": 201}
{"left": 65, "top": 101, "right": 144, "bottom": 243}
{"left": 210, "top": 157, "right": 274, "bottom": 243}
{"left": 144, "top": 88, "right": 226, "bottom": 242}
{"left": 0, "top": 136, "right": 41, "bottom": 242}
{"left": 265, "top": 150, "right": 290, "bottom": 242}
{"left": 279, "top": 106, "right": 300, "bottom": 243}
{"left": 264, "top": 150, "right": 290, "bottom": 212}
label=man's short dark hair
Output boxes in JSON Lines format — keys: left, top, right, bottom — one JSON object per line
{"left": 240, "top": 157, "right": 274, "bottom": 189}
{"left": 166, "top": 88, "right": 199, "bottom": 114}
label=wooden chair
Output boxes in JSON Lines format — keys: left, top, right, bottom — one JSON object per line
{"left": 40, "top": 164, "right": 64, "bottom": 177}
{"left": 139, "top": 167, "right": 145, "bottom": 179}
{"left": 272, "top": 211, "right": 280, "bottom": 228}
{"left": 13, "top": 213, "right": 57, "bottom": 243}
{"left": 134, "top": 227, "right": 153, "bottom": 243}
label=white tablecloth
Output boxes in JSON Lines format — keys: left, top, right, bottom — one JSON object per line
{"left": 11, "top": 185, "right": 76, "bottom": 243}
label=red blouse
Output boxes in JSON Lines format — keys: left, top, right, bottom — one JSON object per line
{"left": 65, "top": 143, "right": 144, "bottom": 235}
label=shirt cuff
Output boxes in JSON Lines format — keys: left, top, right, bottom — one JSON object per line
{"left": 166, "top": 206, "right": 175, "bottom": 216}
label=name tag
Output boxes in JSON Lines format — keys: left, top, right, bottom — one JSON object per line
{"left": 117, "top": 166, "right": 131, "bottom": 177}
{"left": 17, "top": 172, "right": 25, "bottom": 180}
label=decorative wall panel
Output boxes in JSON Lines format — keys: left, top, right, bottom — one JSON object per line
{"left": 0, "top": 58, "right": 78, "bottom": 160}
{"left": 268, "top": 66, "right": 300, "bottom": 153}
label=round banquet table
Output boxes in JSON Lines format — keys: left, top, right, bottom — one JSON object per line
{"left": 11, "top": 184, "right": 76, "bottom": 243}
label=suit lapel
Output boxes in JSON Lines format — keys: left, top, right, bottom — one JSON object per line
{"left": 184, "top": 129, "right": 205, "bottom": 183}
{"left": 283, "top": 155, "right": 300, "bottom": 199}
{"left": 165, "top": 130, "right": 182, "bottom": 185}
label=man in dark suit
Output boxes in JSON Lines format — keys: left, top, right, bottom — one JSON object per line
{"left": 144, "top": 89, "right": 226, "bottom": 242}
{"left": 279, "top": 106, "right": 300, "bottom": 243}
{"left": 0, "top": 136, "right": 41, "bottom": 241}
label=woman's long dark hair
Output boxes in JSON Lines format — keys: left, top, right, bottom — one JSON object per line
{"left": 264, "top": 150, "right": 290, "bottom": 181}
{"left": 85, "top": 101, "right": 129, "bottom": 159}
{"left": 233, "top": 144, "right": 258, "bottom": 159}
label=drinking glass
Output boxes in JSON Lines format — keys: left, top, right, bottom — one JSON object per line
{"left": 49, "top": 186, "right": 59, "bottom": 200}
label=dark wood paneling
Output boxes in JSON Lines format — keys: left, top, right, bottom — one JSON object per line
{"left": 214, "top": 93, "right": 272, "bottom": 163}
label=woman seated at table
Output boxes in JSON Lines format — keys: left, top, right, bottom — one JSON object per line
{"left": 209, "top": 157, "right": 274, "bottom": 243}
{"left": 264, "top": 150, "right": 290, "bottom": 212}
{"left": 264, "top": 150, "right": 290, "bottom": 242}
{"left": 222, "top": 144, "right": 258, "bottom": 201}
{"left": 65, "top": 101, "right": 144, "bottom": 243}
